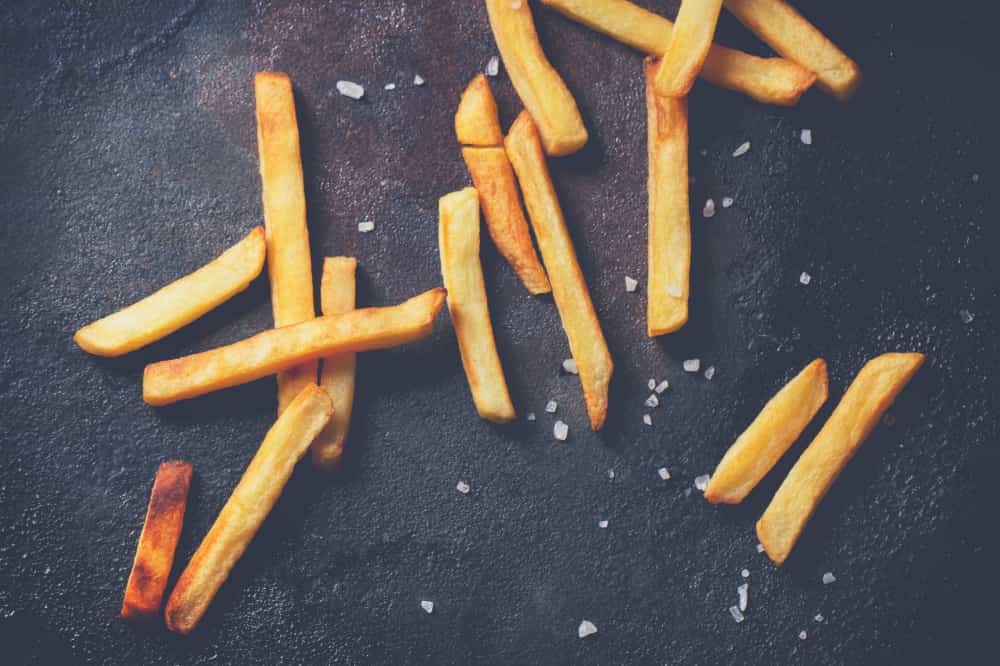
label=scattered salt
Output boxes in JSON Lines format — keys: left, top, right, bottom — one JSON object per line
{"left": 959, "top": 309, "right": 974, "bottom": 324}
{"left": 526, "top": 412, "right": 536, "bottom": 422}
{"left": 655, "top": 381, "right": 669, "bottom": 395}
{"left": 799, "top": 630, "right": 808, "bottom": 640}
{"left": 737, "top": 583, "right": 748, "bottom": 612}
{"left": 554, "top": 420, "right": 569, "bottom": 441}
{"left": 729, "top": 606, "right": 745, "bottom": 623}
{"left": 666, "top": 284, "right": 683, "bottom": 298}
{"left": 336, "top": 80, "right": 365, "bottom": 99}
{"left": 741, "top": 569, "right": 750, "bottom": 579}
{"left": 800, "top": 129, "right": 813, "bottom": 145}
{"left": 384, "top": 82, "right": 396, "bottom": 91}
{"left": 625, "top": 276, "right": 638, "bottom": 292}
{"left": 598, "top": 519, "right": 608, "bottom": 529}
{"left": 704, "top": 366, "right": 716, "bottom": 381}
{"left": 644, "top": 394, "right": 659, "bottom": 408}
{"left": 814, "top": 614, "right": 824, "bottom": 623}
{"left": 648, "top": 378, "right": 657, "bottom": 391}
{"left": 683, "top": 359, "right": 700, "bottom": 372}
{"left": 358, "top": 221, "right": 375, "bottom": 233}
{"left": 545, "top": 400, "right": 558, "bottom": 413}
{"left": 578, "top": 620, "right": 598, "bottom": 638}
{"left": 658, "top": 467, "right": 671, "bottom": 480}
{"left": 563, "top": 358, "right": 579, "bottom": 374}
{"left": 756, "top": 544, "right": 765, "bottom": 553}
{"left": 486, "top": 55, "right": 500, "bottom": 77}
{"left": 822, "top": 572, "right": 836, "bottom": 585}
{"left": 420, "top": 600, "right": 434, "bottom": 614}
{"left": 607, "top": 468, "right": 615, "bottom": 479}
{"left": 732, "top": 141, "right": 751, "bottom": 157}
{"left": 413, "top": 74, "right": 425, "bottom": 86}
{"left": 722, "top": 196, "right": 734, "bottom": 208}
{"left": 643, "top": 414, "right": 653, "bottom": 426}
{"left": 456, "top": 481, "right": 470, "bottom": 494}
{"left": 703, "top": 198, "right": 716, "bottom": 218}
{"left": 799, "top": 271, "right": 812, "bottom": 285}
{"left": 694, "top": 474, "right": 711, "bottom": 491}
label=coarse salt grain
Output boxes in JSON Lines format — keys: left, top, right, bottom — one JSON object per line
{"left": 648, "top": 378, "right": 657, "bottom": 390}
{"left": 486, "top": 55, "right": 500, "bottom": 77}
{"left": 643, "top": 414, "right": 653, "bottom": 426}
{"left": 959, "top": 309, "right": 974, "bottom": 324}
{"left": 563, "top": 358, "right": 579, "bottom": 374}
{"left": 384, "top": 82, "right": 396, "bottom": 90}
{"left": 655, "top": 380, "right": 669, "bottom": 394}
{"left": 644, "top": 394, "right": 659, "bottom": 408}
{"left": 814, "top": 614, "right": 824, "bottom": 623}
{"left": 704, "top": 366, "right": 716, "bottom": 381}
{"left": 526, "top": 412, "right": 537, "bottom": 422}
{"left": 658, "top": 467, "right": 671, "bottom": 480}
{"left": 598, "top": 519, "right": 608, "bottom": 529}
{"left": 578, "top": 620, "right": 598, "bottom": 638}
{"left": 741, "top": 569, "right": 750, "bottom": 579}
{"left": 732, "top": 141, "right": 751, "bottom": 157}
{"left": 413, "top": 74, "right": 425, "bottom": 86}
{"left": 666, "top": 284, "right": 683, "bottom": 298}
{"left": 722, "top": 196, "right": 734, "bottom": 208}
{"left": 554, "top": 420, "right": 569, "bottom": 441}
{"left": 546, "top": 400, "right": 558, "bottom": 413}
{"left": 729, "top": 606, "right": 745, "bottom": 623}
{"left": 738, "top": 583, "right": 748, "bottom": 611}
{"left": 703, "top": 198, "right": 716, "bottom": 218}
{"left": 799, "top": 630, "right": 808, "bottom": 640}
{"left": 420, "top": 600, "right": 434, "bottom": 614}
{"left": 683, "top": 359, "right": 700, "bottom": 372}
{"left": 358, "top": 221, "right": 375, "bottom": 233}
{"left": 822, "top": 572, "right": 836, "bottom": 585}
{"left": 799, "top": 271, "right": 812, "bottom": 285}
{"left": 456, "top": 481, "right": 470, "bottom": 494}
{"left": 694, "top": 474, "right": 710, "bottom": 491}
{"left": 625, "top": 276, "right": 638, "bottom": 292}
{"left": 756, "top": 544, "right": 765, "bottom": 553}
{"left": 800, "top": 129, "right": 813, "bottom": 145}
{"left": 607, "top": 468, "right": 615, "bottom": 479}
{"left": 336, "top": 80, "right": 365, "bottom": 99}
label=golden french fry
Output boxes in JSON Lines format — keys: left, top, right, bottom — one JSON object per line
{"left": 454, "top": 74, "right": 504, "bottom": 146}
{"left": 757, "top": 353, "right": 925, "bottom": 565}
{"left": 165, "top": 385, "right": 333, "bottom": 633}
{"left": 143, "top": 289, "right": 446, "bottom": 406}
{"left": 654, "top": 0, "right": 724, "bottom": 97}
{"left": 505, "top": 112, "right": 613, "bottom": 430}
{"left": 462, "top": 146, "right": 551, "bottom": 295}
{"left": 724, "top": 0, "right": 860, "bottom": 100}
{"left": 485, "top": 0, "right": 588, "bottom": 156}
{"left": 439, "top": 187, "right": 517, "bottom": 423}
{"left": 311, "top": 257, "right": 359, "bottom": 470}
{"left": 705, "top": 359, "right": 828, "bottom": 504}
{"left": 255, "top": 71, "right": 318, "bottom": 415}
{"left": 121, "top": 461, "right": 193, "bottom": 623}
{"left": 645, "top": 58, "right": 690, "bottom": 336}
{"left": 74, "top": 228, "right": 266, "bottom": 357}
{"left": 539, "top": 0, "right": 815, "bottom": 106}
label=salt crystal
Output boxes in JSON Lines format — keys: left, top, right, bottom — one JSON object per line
{"left": 655, "top": 380, "right": 669, "bottom": 394}
{"left": 554, "top": 420, "right": 569, "bottom": 441}
{"left": 625, "top": 276, "right": 638, "bottom": 292}
{"left": 729, "top": 606, "right": 745, "bottom": 623}
{"left": 822, "top": 572, "right": 836, "bottom": 585}
{"left": 694, "top": 474, "right": 710, "bottom": 491}
{"left": 607, "top": 468, "right": 615, "bottom": 479}
{"left": 799, "top": 630, "right": 808, "bottom": 640}
{"left": 526, "top": 412, "right": 536, "bottom": 422}
{"left": 643, "top": 414, "right": 653, "bottom": 426}
{"left": 562, "top": 358, "right": 579, "bottom": 375}
{"left": 666, "top": 284, "right": 683, "bottom": 298}
{"left": 456, "top": 481, "right": 470, "bottom": 494}
{"left": 486, "top": 55, "right": 500, "bottom": 77}
{"left": 722, "top": 196, "right": 734, "bottom": 208}
{"left": 657, "top": 467, "right": 671, "bottom": 480}
{"left": 703, "top": 198, "right": 716, "bottom": 218}
{"left": 814, "top": 614, "right": 824, "bottom": 623}
{"left": 756, "top": 544, "right": 765, "bottom": 553}
{"left": 413, "top": 74, "right": 425, "bottom": 86}
{"left": 732, "top": 141, "right": 751, "bottom": 157}
{"left": 358, "top": 221, "right": 375, "bottom": 233}
{"left": 420, "top": 600, "right": 434, "bottom": 614}
{"left": 384, "top": 82, "right": 396, "bottom": 91}
{"left": 972, "top": 173, "right": 980, "bottom": 183}
{"left": 738, "top": 583, "right": 748, "bottom": 611}
{"left": 545, "top": 400, "right": 558, "bottom": 413}
{"left": 741, "top": 569, "right": 750, "bottom": 579}
{"left": 799, "top": 271, "right": 812, "bottom": 285}
{"left": 683, "top": 359, "right": 700, "bottom": 372}
{"left": 598, "top": 519, "right": 608, "bottom": 529}
{"left": 648, "top": 378, "right": 657, "bottom": 391}
{"left": 800, "top": 129, "right": 813, "bottom": 145}
{"left": 644, "top": 394, "right": 659, "bottom": 408}
{"left": 578, "top": 620, "right": 598, "bottom": 638}
{"left": 704, "top": 366, "right": 716, "bottom": 381}
{"left": 336, "top": 80, "right": 365, "bottom": 99}
{"left": 959, "top": 309, "right": 974, "bottom": 324}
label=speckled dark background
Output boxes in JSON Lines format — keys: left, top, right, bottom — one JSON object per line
{"left": 1, "top": 0, "right": 996, "bottom": 664}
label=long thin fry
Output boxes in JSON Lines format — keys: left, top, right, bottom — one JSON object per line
{"left": 539, "top": 0, "right": 815, "bottom": 106}
{"left": 724, "top": 0, "right": 860, "bottom": 100}
{"left": 485, "top": 0, "right": 588, "bottom": 156}
{"left": 311, "top": 257, "right": 358, "bottom": 470}
{"left": 454, "top": 74, "right": 504, "bottom": 147}
{"left": 654, "top": 0, "right": 724, "bottom": 97}
{"left": 439, "top": 187, "right": 517, "bottom": 423}
{"left": 504, "top": 111, "right": 613, "bottom": 430}
{"left": 143, "top": 289, "right": 446, "bottom": 406}
{"left": 254, "top": 71, "right": 318, "bottom": 415}
{"left": 165, "top": 385, "right": 333, "bottom": 633}
{"left": 705, "top": 359, "right": 828, "bottom": 504}
{"left": 645, "top": 58, "right": 690, "bottom": 336}
{"left": 75, "top": 228, "right": 266, "bottom": 357}
{"left": 757, "top": 353, "right": 925, "bottom": 565}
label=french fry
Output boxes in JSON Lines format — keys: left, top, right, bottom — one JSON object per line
{"left": 143, "top": 289, "right": 446, "bottom": 406}
{"left": 121, "top": 461, "right": 193, "bottom": 623}
{"left": 538, "top": 0, "right": 815, "bottom": 106}
{"left": 724, "top": 0, "right": 860, "bottom": 100}
{"left": 645, "top": 58, "right": 690, "bottom": 336}
{"left": 485, "top": 0, "right": 588, "bottom": 156}
{"left": 439, "top": 187, "right": 517, "bottom": 423}
{"left": 704, "top": 359, "right": 828, "bottom": 504}
{"left": 654, "top": 0, "right": 724, "bottom": 97}
{"left": 74, "top": 228, "right": 266, "bottom": 357}
{"left": 757, "top": 353, "right": 925, "bottom": 565}
{"left": 462, "top": 147, "right": 551, "bottom": 295}
{"left": 505, "top": 112, "right": 613, "bottom": 430}
{"left": 165, "top": 385, "right": 332, "bottom": 633}
{"left": 254, "top": 71, "right": 318, "bottom": 415}
{"left": 454, "top": 74, "right": 504, "bottom": 147}
{"left": 311, "top": 257, "right": 358, "bottom": 471}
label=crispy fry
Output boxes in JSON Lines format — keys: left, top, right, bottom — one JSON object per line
{"left": 645, "top": 58, "right": 690, "bottom": 336}
{"left": 143, "top": 289, "right": 446, "bottom": 406}
{"left": 439, "top": 187, "right": 517, "bottom": 423}
{"left": 165, "top": 386, "right": 332, "bottom": 633}
{"left": 254, "top": 71, "right": 318, "bottom": 415}
{"left": 757, "top": 353, "right": 925, "bottom": 565}
{"left": 705, "top": 359, "right": 828, "bottom": 504}
{"left": 505, "top": 112, "right": 613, "bottom": 430}
{"left": 462, "top": 147, "right": 550, "bottom": 295}
{"left": 310, "top": 257, "right": 358, "bottom": 471}
{"left": 454, "top": 74, "right": 504, "bottom": 146}
{"left": 121, "top": 461, "right": 193, "bottom": 623}
{"left": 75, "top": 228, "right": 266, "bottom": 357}
{"left": 654, "top": 0, "right": 724, "bottom": 97}
{"left": 539, "top": 0, "right": 815, "bottom": 106}
{"left": 485, "top": 0, "right": 588, "bottom": 156}
{"left": 724, "top": 0, "right": 860, "bottom": 100}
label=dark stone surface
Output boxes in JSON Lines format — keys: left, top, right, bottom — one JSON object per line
{"left": 1, "top": 1, "right": 996, "bottom": 663}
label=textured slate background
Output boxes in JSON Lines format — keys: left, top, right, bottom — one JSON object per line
{"left": 0, "top": 1, "right": 996, "bottom": 663}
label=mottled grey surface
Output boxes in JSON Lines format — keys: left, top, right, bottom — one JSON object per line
{"left": 0, "top": 1, "right": 996, "bottom": 664}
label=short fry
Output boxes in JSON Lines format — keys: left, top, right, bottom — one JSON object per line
{"left": 505, "top": 112, "right": 613, "bottom": 430}
{"left": 645, "top": 58, "right": 690, "bottom": 336}
{"left": 724, "top": 0, "right": 860, "bottom": 100}
{"left": 165, "top": 385, "right": 332, "bottom": 633}
{"left": 121, "top": 461, "right": 193, "bottom": 623}
{"left": 539, "top": 0, "right": 815, "bottom": 106}
{"left": 454, "top": 74, "right": 504, "bottom": 146}
{"left": 757, "top": 353, "right": 925, "bottom": 565}
{"left": 705, "top": 359, "right": 828, "bottom": 504}
{"left": 439, "top": 187, "right": 517, "bottom": 423}
{"left": 255, "top": 71, "right": 318, "bottom": 415}
{"left": 143, "top": 289, "right": 446, "bottom": 406}
{"left": 654, "top": 0, "right": 724, "bottom": 97}
{"left": 311, "top": 257, "right": 359, "bottom": 471}
{"left": 75, "top": 228, "right": 266, "bottom": 357}
{"left": 485, "top": 0, "right": 588, "bottom": 156}
{"left": 462, "top": 147, "right": 551, "bottom": 295}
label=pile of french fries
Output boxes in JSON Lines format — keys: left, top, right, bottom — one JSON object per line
{"left": 75, "top": 0, "right": 921, "bottom": 633}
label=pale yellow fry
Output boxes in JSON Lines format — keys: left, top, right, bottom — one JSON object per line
{"left": 74, "top": 228, "right": 265, "bottom": 357}
{"left": 758, "top": 353, "right": 925, "bottom": 565}
{"left": 705, "top": 359, "right": 828, "bottom": 504}
{"left": 539, "top": 0, "right": 815, "bottom": 106}
{"left": 454, "top": 74, "right": 504, "bottom": 147}
{"left": 165, "top": 385, "right": 333, "bottom": 634}
{"left": 255, "top": 71, "right": 318, "bottom": 415}
{"left": 724, "top": 0, "right": 860, "bottom": 100}
{"left": 655, "top": 0, "right": 724, "bottom": 97}
{"left": 311, "top": 257, "right": 359, "bottom": 471}
{"left": 439, "top": 188, "right": 517, "bottom": 423}
{"left": 143, "top": 289, "right": 446, "bottom": 406}
{"left": 504, "top": 112, "right": 613, "bottom": 431}
{"left": 645, "top": 58, "right": 690, "bottom": 337}
{"left": 485, "top": 0, "right": 588, "bottom": 156}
